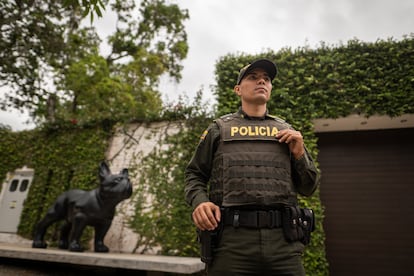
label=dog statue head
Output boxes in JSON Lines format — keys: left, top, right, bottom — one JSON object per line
{"left": 98, "top": 161, "right": 132, "bottom": 202}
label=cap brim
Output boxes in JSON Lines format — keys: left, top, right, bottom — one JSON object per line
{"left": 237, "top": 59, "right": 278, "bottom": 85}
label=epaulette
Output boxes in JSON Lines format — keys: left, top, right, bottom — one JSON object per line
{"left": 267, "top": 114, "right": 292, "bottom": 127}
{"left": 216, "top": 113, "right": 237, "bottom": 122}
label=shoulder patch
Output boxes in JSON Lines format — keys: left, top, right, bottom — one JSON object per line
{"left": 199, "top": 129, "right": 209, "bottom": 141}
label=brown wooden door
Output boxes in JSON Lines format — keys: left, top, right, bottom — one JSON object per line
{"left": 317, "top": 128, "right": 414, "bottom": 276}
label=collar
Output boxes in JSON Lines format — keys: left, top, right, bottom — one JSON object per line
{"left": 237, "top": 107, "right": 271, "bottom": 120}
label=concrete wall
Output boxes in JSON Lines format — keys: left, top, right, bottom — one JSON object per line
{"left": 103, "top": 121, "right": 182, "bottom": 253}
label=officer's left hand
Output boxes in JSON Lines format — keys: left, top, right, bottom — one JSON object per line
{"left": 276, "top": 129, "right": 305, "bottom": 159}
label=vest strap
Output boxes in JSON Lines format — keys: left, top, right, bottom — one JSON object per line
{"left": 228, "top": 160, "right": 288, "bottom": 169}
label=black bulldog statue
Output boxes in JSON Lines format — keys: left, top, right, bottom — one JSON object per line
{"left": 32, "top": 161, "right": 132, "bottom": 252}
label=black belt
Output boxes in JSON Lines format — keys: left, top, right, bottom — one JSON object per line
{"left": 222, "top": 209, "right": 282, "bottom": 229}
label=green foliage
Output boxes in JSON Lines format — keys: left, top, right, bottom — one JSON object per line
{"left": 213, "top": 35, "right": 414, "bottom": 275}
{"left": 215, "top": 35, "right": 414, "bottom": 121}
{"left": 0, "top": 0, "right": 70, "bottom": 113}
{"left": 1, "top": 0, "right": 189, "bottom": 127}
{"left": 58, "top": 52, "right": 145, "bottom": 124}
{"left": 0, "top": 128, "right": 36, "bottom": 190}
{"left": 63, "top": 0, "right": 107, "bottom": 21}
{"left": 0, "top": 123, "right": 111, "bottom": 248}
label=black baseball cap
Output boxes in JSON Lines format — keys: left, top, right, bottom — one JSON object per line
{"left": 236, "top": 59, "right": 278, "bottom": 85}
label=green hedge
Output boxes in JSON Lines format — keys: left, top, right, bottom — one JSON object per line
{"left": 215, "top": 35, "right": 414, "bottom": 120}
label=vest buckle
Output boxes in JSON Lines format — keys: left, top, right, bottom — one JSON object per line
{"left": 233, "top": 210, "right": 240, "bottom": 228}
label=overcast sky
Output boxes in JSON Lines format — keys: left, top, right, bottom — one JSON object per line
{"left": 2, "top": 0, "right": 413, "bottom": 131}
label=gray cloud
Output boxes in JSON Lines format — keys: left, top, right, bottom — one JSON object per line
{"left": 172, "top": 0, "right": 413, "bottom": 102}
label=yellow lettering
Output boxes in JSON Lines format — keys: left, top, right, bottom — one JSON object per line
{"left": 239, "top": 126, "right": 248, "bottom": 136}
{"left": 231, "top": 125, "right": 279, "bottom": 137}
{"left": 231, "top": 127, "right": 238, "bottom": 136}
{"left": 248, "top": 126, "right": 256, "bottom": 136}
{"left": 259, "top": 126, "right": 266, "bottom": 136}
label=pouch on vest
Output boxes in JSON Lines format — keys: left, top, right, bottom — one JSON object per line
{"left": 282, "top": 206, "right": 315, "bottom": 245}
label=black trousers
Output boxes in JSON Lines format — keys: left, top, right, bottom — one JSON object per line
{"left": 207, "top": 226, "right": 305, "bottom": 276}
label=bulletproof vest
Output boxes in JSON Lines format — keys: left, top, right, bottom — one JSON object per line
{"left": 209, "top": 113, "right": 298, "bottom": 207}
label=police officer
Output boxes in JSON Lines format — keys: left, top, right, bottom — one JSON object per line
{"left": 185, "top": 59, "right": 319, "bottom": 275}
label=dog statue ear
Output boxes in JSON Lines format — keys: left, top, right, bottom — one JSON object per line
{"left": 99, "top": 161, "right": 111, "bottom": 180}
{"left": 121, "top": 168, "right": 128, "bottom": 176}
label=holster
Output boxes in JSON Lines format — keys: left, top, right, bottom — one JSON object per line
{"left": 197, "top": 224, "right": 222, "bottom": 265}
{"left": 282, "top": 205, "right": 315, "bottom": 245}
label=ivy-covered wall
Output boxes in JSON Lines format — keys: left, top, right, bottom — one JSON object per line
{"left": 0, "top": 123, "right": 111, "bottom": 243}
{"left": 216, "top": 35, "right": 414, "bottom": 120}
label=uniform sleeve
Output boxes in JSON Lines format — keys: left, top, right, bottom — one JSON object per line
{"left": 184, "top": 123, "right": 220, "bottom": 209}
{"left": 291, "top": 147, "right": 320, "bottom": 197}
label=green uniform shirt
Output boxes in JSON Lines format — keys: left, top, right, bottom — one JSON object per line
{"left": 184, "top": 109, "right": 320, "bottom": 209}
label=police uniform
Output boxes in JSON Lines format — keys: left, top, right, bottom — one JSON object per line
{"left": 185, "top": 108, "right": 319, "bottom": 275}
{"left": 185, "top": 108, "right": 318, "bottom": 275}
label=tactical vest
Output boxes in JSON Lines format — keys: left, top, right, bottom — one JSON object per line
{"left": 209, "top": 113, "right": 298, "bottom": 207}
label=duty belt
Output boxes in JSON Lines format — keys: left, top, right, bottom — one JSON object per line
{"left": 222, "top": 209, "right": 282, "bottom": 228}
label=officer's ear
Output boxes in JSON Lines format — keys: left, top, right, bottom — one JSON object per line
{"left": 234, "top": 85, "right": 241, "bottom": 97}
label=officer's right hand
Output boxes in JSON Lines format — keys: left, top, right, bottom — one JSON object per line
{"left": 192, "top": 202, "right": 221, "bottom": 231}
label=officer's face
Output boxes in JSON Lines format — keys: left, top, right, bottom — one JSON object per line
{"left": 234, "top": 68, "right": 272, "bottom": 105}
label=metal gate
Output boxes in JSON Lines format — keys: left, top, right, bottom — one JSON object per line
{"left": 317, "top": 128, "right": 414, "bottom": 276}
{"left": 0, "top": 166, "right": 34, "bottom": 233}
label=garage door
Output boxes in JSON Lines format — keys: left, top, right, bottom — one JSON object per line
{"left": 317, "top": 128, "right": 414, "bottom": 276}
